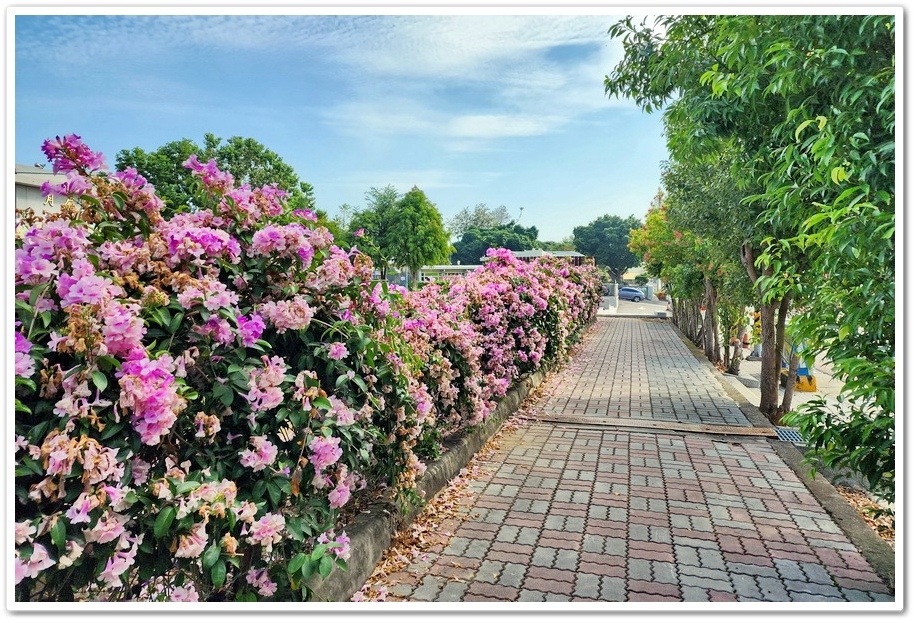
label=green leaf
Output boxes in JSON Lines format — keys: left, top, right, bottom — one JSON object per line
{"left": 310, "top": 543, "right": 328, "bottom": 561}
{"left": 288, "top": 552, "right": 308, "bottom": 575}
{"left": 213, "top": 383, "right": 235, "bottom": 408}
{"left": 153, "top": 506, "right": 176, "bottom": 538}
{"left": 169, "top": 312, "right": 184, "bottom": 334}
{"left": 175, "top": 480, "right": 201, "bottom": 495}
{"left": 210, "top": 559, "right": 227, "bottom": 588}
{"left": 202, "top": 543, "right": 221, "bottom": 569}
{"left": 90, "top": 370, "right": 109, "bottom": 393}
{"left": 319, "top": 556, "right": 334, "bottom": 578}
{"left": 50, "top": 518, "right": 67, "bottom": 552}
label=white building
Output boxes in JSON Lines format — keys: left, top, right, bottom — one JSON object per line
{"left": 15, "top": 164, "right": 69, "bottom": 218}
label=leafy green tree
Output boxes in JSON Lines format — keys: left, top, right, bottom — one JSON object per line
{"left": 451, "top": 222, "right": 539, "bottom": 265}
{"left": 386, "top": 186, "right": 453, "bottom": 287}
{"left": 447, "top": 203, "right": 512, "bottom": 238}
{"left": 606, "top": 14, "right": 895, "bottom": 501}
{"left": 572, "top": 214, "right": 641, "bottom": 282}
{"left": 345, "top": 186, "right": 400, "bottom": 278}
{"left": 116, "top": 133, "right": 315, "bottom": 213}
{"left": 539, "top": 236, "right": 576, "bottom": 251}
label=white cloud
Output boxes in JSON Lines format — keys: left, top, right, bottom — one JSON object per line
{"left": 17, "top": 12, "right": 642, "bottom": 152}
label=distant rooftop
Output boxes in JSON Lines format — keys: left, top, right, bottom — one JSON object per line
{"left": 480, "top": 249, "right": 585, "bottom": 261}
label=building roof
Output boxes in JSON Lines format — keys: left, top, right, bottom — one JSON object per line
{"left": 15, "top": 164, "right": 68, "bottom": 189}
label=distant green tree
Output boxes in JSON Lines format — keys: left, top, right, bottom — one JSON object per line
{"left": 115, "top": 133, "right": 315, "bottom": 214}
{"left": 344, "top": 186, "right": 400, "bottom": 278}
{"left": 539, "top": 236, "right": 576, "bottom": 251}
{"left": 386, "top": 186, "right": 453, "bottom": 287}
{"left": 573, "top": 214, "right": 642, "bottom": 282}
{"left": 451, "top": 222, "right": 539, "bottom": 265}
{"left": 447, "top": 203, "right": 513, "bottom": 238}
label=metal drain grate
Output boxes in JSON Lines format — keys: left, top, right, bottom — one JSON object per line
{"left": 776, "top": 427, "right": 806, "bottom": 445}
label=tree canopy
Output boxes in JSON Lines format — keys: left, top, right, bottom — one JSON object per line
{"left": 606, "top": 14, "right": 895, "bottom": 502}
{"left": 572, "top": 214, "right": 642, "bottom": 282}
{"left": 386, "top": 186, "right": 453, "bottom": 286}
{"left": 115, "top": 133, "right": 315, "bottom": 213}
{"left": 451, "top": 222, "right": 539, "bottom": 266}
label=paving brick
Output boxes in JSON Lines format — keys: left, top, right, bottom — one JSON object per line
{"left": 474, "top": 560, "right": 503, "bottom": 584}
{"left": 523, "top": 575, "right": 574, "bottom": 595}
{"left": 464, "top": 581, "right": 519, "bottom": 601}
{"left": 574, "top": 573, "right": 602, "bottom": 599}
{"left": 438, "top": 580, "right": 469, "bottom": 601}
{"left": 628, "top": 580, "right": 681, "bottom": 598}
{"left": 783, "top": 580, "right": 844, "bottom": 599}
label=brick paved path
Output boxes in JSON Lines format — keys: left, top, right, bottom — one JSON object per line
{"left": 364, "top": 318, "right": 894, "bottom": 604}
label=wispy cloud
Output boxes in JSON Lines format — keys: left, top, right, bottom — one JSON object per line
{"left": 17, "top": 12, "right": 638, "bottom": 152}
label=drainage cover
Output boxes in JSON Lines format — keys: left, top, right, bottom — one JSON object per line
{"left": 776, "top": 427, "right": 806, "bottom": 445}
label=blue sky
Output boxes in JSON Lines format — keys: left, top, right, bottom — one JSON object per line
{"left": 12, "top": 6, "right": 671, "bottom": 242}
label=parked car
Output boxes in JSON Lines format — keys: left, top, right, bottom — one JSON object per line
{"left": 618, "top": 287, "right": 645, "bottom": 302}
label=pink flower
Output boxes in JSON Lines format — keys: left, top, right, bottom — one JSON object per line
{"left": 15, "top": 543, "right": 55, "bottom": 584}
{"left": 101, "top": 300, "right": 146, "bottom": 357}
{"left": 308, "top": 436, "right": 342, "bottom": 473}
{"left": 41, "top": 134, "right": 106, "bottom": 173}
{"left": 239, "top": 435, "right": 278, "bottom": 472}
{"left": 170, "top": 586, "right": 200, "bottom": 602}
{"left": 175, "top": 522, "right": 208, "bottom": 558}
{"left": 237, "top": 313, "right": 265, "bottom": 346}
{"left": 244, "top": 355, "right": 287, "bottom": 412}
{"left": 14, "top": 329, "right": 34, "bottom": 378}
{"left": 244, "top": 512, "right": 285, "bottom": 553}
{"left": 82, "top": 510, "right": 129, "bottom": 545}
{"left": 182, "top": 154, "right": 234, "bottom": 192}
{"left": 259, "top": 296, "right": 314, "bottom": 333}
{"left": 245, "top": 567, "right": 277, "bottom": 597}
{"left": 328, "top": 482, "right": 351, "bottom": 509}
{"left": 327, "top": 342, "right": 349, "bottom": 360}
{"left": 118, "top": 353, "right": 186, "bottom": 445}
{"left": 99, "top": 543, "right": 138, "bottom": 588}
{"left": 317, "top": 530, "right": 351, "bottom": 561}
{"left": 41, "top": 172, "right": 93, "bottom": 198}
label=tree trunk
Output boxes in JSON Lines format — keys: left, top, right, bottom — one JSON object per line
{"left": 780, "top": 351, "right": 800, "bottom": 416}
{"left": 702, "top": 276, "right": 720, "bottom": 364}
{"left": 758, "top": 300, "right": 780, "bottom": 420}
{"left": 741, "top": 243, "right": 793, "bottom": 424}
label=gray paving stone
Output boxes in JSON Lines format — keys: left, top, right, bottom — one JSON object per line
{"left": 652, "top": 561, "right": 678, "bottom": 585}
{"left": 756, "top": 577, "right": 792, "bottom": 601}
{"left": 555, "top": 549, "right": 579, "bottom": 571}
{"left": 499, "top": 563, "right": 527, "bottom": 588}
{"left": 475, "top": 560, "right": 503, "bottom": 584}
{"left": 726, "top": 561, "right": 779, "bottom": 578}
{"left": 681, "top": 586, "right": 712, "bottom": 601}
{"left": 628, "top": 558, "right": 653, "bottom": 581}
{"left": 600, "top": 576, "right": 628, "bottom": 601}
{"left": 799, "top": 561, "right": 836, "bottom": 585}
{"left": 465, "top": 539, "right": 491, "bottom": 560}
{"left": 443, "top": 537, "right": 471, "bottom": 556}
{"left": 731, "top": 573, "right": 763, "bottom": 600}
{"left": 532, "top": 546, "right": 556, "bottom": 567}
{"left": 774, "top": 559, "right": 806, "bottom": 581}
{"left": 439, "top": 580, "right": 469, "bottom": 601}
{"left": 412, "top": 575, "right": 444, "bottom": 601}
{"left": 574, "top": 573, "right": 601, "bottom": 599}
{"left": 784, "top": 579, "right": 844, "bottom": 599}
{"left": 518, "top": 590, "right": 546, "bottom": 602}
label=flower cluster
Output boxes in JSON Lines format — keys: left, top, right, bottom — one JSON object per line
{"left": 14, "top": 135, "right": 600, "bottom": 603}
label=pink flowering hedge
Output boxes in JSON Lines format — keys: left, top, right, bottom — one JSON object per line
{"left": 14, "top": 135, "right": 602, "bottom": 602}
